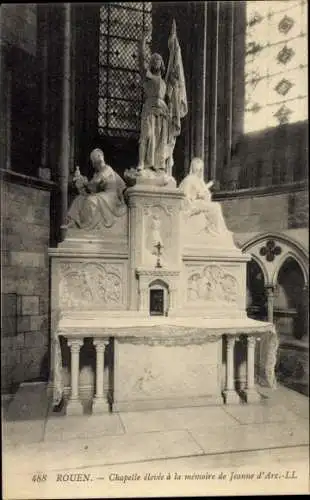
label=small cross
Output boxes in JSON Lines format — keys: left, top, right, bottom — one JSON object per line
{"left": 155, "top": 241, "right": 163, "bottom": 268}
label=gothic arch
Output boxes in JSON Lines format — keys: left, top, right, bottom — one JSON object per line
{"left": 248, "top": 254, "right": 269, "bottom": 287}
{"left": 246, "top": 257, "right": 267, "bottom": 320}
{"left": 242, "top": 232, "right": 308, "bottom": 288}
{"left": 273, "top": 252, "right": 308, "bottom": 288}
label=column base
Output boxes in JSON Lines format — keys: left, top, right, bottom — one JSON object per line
{"left": 243, "top": 389, "right": 261, "bottom": 404}
{"left": 223, "top": 389, "right": 240, "bottom": 405}
{"left": 66, "top": 398, "right": 84, "bottom": 416}
{"left": 92, "top": 397, "right": 110, "bottom": 414}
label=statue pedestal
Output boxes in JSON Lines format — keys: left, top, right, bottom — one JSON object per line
{"left": 124, "top": 167, "right": 177, "bottom": 188}
{"left": 126, "top": 183, "right": 184, "bottom": 312}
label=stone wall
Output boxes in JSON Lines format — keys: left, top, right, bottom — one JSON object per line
{"left": 1, "top": 181, "right": 51, "bottom": 393}
{"left": 218, "top": 188, "right": 308, "bottom": 234}
{"left": 288, "top": 191, "right": 309, "bottom": 229}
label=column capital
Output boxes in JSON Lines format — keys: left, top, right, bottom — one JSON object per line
{"left": 265, "top": 285, "right": 275, "bottom": 296}
{"left": 226, "top": 335, "right": 237, "bottom": 348}
{"left": 247, "top": 336, "right": 256, "bottom": 348}
{"left": 93, "top": 338, "right": 109, "bottom": 349}
{"left": 67, "top": 338, "right": 83, "bottom": 350}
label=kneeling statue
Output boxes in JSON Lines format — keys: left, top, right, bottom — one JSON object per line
{"left": 67, "top": 149, "right": 127, "bottom": 231}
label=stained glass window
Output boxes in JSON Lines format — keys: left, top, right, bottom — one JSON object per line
{"left": 244, "top": 0, "right": 307, "bottom": 133}
{"left": 98, "top": 2, "right": 152, "bottom": 138}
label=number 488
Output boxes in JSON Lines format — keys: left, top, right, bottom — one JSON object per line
{"left": 32, "top": 473, "right": 47, "bottom": 482}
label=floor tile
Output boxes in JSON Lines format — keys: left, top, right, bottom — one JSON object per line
{"left": 2, "top": 419, "right": 46, "bottom": 446}
{"left": 190, "top": 421, "right": 309, "bottom": 455}
{"left": 5, "top": 382, "right": 49, "bottom": 422}
{"left": 44, "top": 413, "right": 125, "bottom": 442}
{"left": 287, "top": 399, "right": 309, "bottom": 420}
{"left": 120, "top": 406, "right": 237, "bottom": 434}
{"left": 263, "top": 387, "right": 309, "bottom": 420}
{"left": 3, "top": 429, "right": 203, "bottom": 473}
{"left": 223, "top": 404, "right": 303, "bottom": 425}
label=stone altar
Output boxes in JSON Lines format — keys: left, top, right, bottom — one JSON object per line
{"left": 48, "top": 152, "right": 278, "bottom": 415}
{"left": 48, "top": 23, "right": 277, "bottom": 415}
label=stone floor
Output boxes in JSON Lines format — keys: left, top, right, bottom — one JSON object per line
{"left": 2, "top": 382, "right": 309, "bottom": 498}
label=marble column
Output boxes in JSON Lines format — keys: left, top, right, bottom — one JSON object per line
{"left": 244, "top": 336, "right": 260, "bottom": 403}
{"left": 92, "top": 339, "right": 109, "bottom": 414}
{"left": 66, "top": 338, "right": 83, "bottom": 415}
{"left": 1, "top": 68, "right": 12, "bottom": 170}
{"left": 223, "top": 335, "right": 240, "bottom": 404}
{"left": 266, "top": 285, "right": 275, "bottom": 323}
{"left": 39, "top": 6, "right": 50, "bottom": 180}
{"left": 208, "top": 1, "right": 220, "bottom": 182}
{"left": 302, "top": 285, "right": 309, "bottom": 340}
{"left": 59, "top": 3, "right": 71, "bottom": 242}
{"left": 192, "top": 2, "right": 208, "bottom": 162}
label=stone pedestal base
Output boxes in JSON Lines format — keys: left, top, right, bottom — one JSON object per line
{"left": 124, "top": 167, "right": 176, "bottom": 188}
{"left": 223, "top": 389, "right": 240, "bottom": 405}
{"left": 243, "top": 389, "right": 261, "bottom": 403}
{"left": 66, "top": 399, "right": 83, "bottom": 416}
{"left": 92, "top": 397, "right": 110, "bottom": 414}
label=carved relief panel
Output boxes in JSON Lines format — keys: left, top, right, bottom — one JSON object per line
{"left": 186, "top": 264, "right": 240, "bottom": 306}
{"left": 143, "top": 204, "right": 173, "bottom": 266}
{"left": 59, "top": 261, "right": 127, "bottom": 310}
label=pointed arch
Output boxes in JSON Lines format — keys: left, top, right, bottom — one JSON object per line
{"left": 242, "top": 231, "right": 308, "bottom": 287}
{"left": 248, "top": 254, "right": 268, "bottom": 287}
{"left": 272, "top": 252, "right": 308, "bottom": 288}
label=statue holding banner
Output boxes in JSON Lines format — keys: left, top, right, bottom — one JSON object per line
{"left": 137, "top": 20, "right": 188, "bottom": 177}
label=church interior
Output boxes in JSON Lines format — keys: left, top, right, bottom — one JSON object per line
{"left": 1, "top": 2, "right": 309, "bottom": 497}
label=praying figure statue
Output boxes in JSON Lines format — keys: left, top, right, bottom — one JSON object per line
{"left": 66, "top": 148, "right": 127, "bottom": 231}
{"left": 179, "top": 157, "right": 233, "bottom": 240}
{"left": 138, "top": 20, "right": 188, "bottom": 176}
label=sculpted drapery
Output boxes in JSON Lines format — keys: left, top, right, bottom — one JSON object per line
{"left": 67, "top": 149, "right": 127, "bottom": 231}
{"left": 180, "top": 157, "right": 231, "bottom": 237}
{"left": 138, "top": 20, "right": 188, "bottom": 176}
